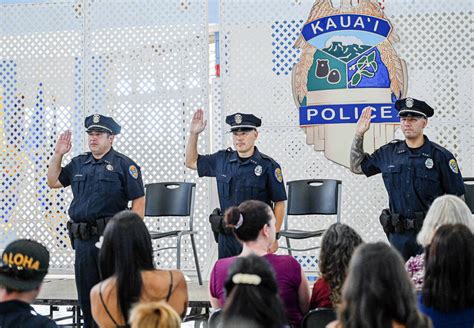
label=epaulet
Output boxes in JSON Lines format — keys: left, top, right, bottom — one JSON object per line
{"left": 389, "top": 139, "right": 403, "bottom": 144}
{"left": 78, "top": 152, "right": 90, "bottom": 157}
{"left": 225, "top": 147, "right": 233, "bottom": 152}
{"left": 430, "top": 141, "right": 453, "bottom": 157}
{"left": 114, "top": 152, "right": 137, "bottom": 165}
{"left": 260, "top": 152, "right": 278, "bottom": 164}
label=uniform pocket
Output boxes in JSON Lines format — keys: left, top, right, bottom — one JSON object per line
{"left": 98, "top": 171, "right": 122, "bottom": 194}
{"left": 71, "top": 175, "right": 86, "bottom": 196}
{"left": 415, "top": 167, "right": 441, "bottom": 199}
{"left": 216, "top": 174, "right": 232, "bottom": 199}
{"left": 382, "top": 165, "right": 401, "bottom": 189}
{"left": 243, "top": 177, "right": 266, "bottom": 199}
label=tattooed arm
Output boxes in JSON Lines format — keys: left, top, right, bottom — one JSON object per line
{"left": 350, "top": 134, "right": 366, "bottom": 174}
{"left": 350, "top": 107, "right": 373, "bottom": 174}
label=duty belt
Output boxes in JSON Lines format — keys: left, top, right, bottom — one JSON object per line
{"left": 379, "top": 209, "right": 426, "bottom": 234}
{"left": 67, "top": 217, "right": 112, "bottom": 245}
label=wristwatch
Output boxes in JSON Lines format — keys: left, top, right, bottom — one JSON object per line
{"left": 275, "top": 232, "right": 281, "bottom": 240}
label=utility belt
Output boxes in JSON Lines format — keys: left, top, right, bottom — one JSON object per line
{"left": 67, "top": 217, "right": 112, "bottom": 248}
{"left": 209, "top": 208, "right": 232, "bottom": 243}
{"left": 379, "top": 209, "right": 426, "bottom": 234}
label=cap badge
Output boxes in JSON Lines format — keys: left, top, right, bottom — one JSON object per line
{"left": 254, "top": 165, "right": 262, "bottom": 176}
{"left": 93, "top": 114, "right": 100, "bottom": 123}
{"left": 425, "top": 158, "right": 433, "bottom": 169}
{"left": 406, "top": 97, "right": 414, "bottom": 108}
{"left": 235, "top": 114, "right": 242, "bottom": 124}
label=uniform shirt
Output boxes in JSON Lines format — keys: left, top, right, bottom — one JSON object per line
{"left": 197, "top": 147, "right": 287, "bottom": 211}
{"left": 0, "top": 300, "right": 58, "bottom": 328}
{"left": 361, "top": 136, "right": 465, "bottom": 218}
{"left": 58, "top": 148, "right": 144, "bottom": 223}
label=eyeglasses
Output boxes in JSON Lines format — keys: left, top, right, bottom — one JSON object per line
{"left": 0, "top": 264, "right": 47, "bottom": 280}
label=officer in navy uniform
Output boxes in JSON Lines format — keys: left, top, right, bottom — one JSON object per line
{"left": 185, "top": 109, "right": 287, "bottom": 259}
{"left": 350, "top": 98, "right": 465, "bottom": 260}
{"left": 47, "top": 114, "right": 145, "bottom": 328}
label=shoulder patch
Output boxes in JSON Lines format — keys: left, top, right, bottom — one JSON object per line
{"left": 128, "top": 165, "right": 139, "bottom": 179}
{"left": 274, "top": 168, "right": 283, "bottom": 183}
{"left": 448, "top": 159, "right": 459, "bottom": 174}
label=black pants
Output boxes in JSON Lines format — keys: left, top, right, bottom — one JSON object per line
{"left": 74, "top": 236, "right": 100, "bottom": 328}
{"left": 389, "top": 230, "right": 423, "bottom": 261}
{"left": 218, "top": 233, "right": 242, "bottom": 259}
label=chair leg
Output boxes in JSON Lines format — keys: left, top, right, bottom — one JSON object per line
{"left": 285, "top": 237, "right": 293, "bottom": 256}
{"left": 190, "top": 234, "right": 203, "bottom": 285}
{"left": 176, "top": 235, "right": 182, "bottom": 270}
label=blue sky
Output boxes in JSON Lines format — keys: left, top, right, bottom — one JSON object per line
{"left": 0, "top": 0, "right": 219, "bottom": 22}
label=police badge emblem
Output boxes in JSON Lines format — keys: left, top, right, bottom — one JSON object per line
{"left": 406, "top": 97, "right": 414, "bottom": 108}
{"left": 93, "top": 114, "right": 100, "bottom": 123}
{"left": 106, "top": 164, "right": 114, "bottom": 171}
{"left": 425, "top": 158, "right": 433, "bottom": 169}
{"left": 254, "top": 165, "right": 263, "bottom": 176}
{"left": 235, "top": 114, "right": 242, "bottom": 124}
{"left": 291, "top": 0, "right": 408, "bottom": 168}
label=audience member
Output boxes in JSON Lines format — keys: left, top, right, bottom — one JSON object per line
{"left": 130, "top": 301, "right": 181, "bottom": 328}
{"left": 90, "top": 210, "right": 188, "bottom": 328}
{"left": 209, "top": 200, "right": 309, "bottom": 327}
{"left": 0, "top": 239, "right": 57, "bottom": 328}
{"left": 220, "top": 255, "right": 287, "bottom": 328}
{"left": 406, "top": 195, "right": 474, "bottom": 290}
{"left": 329, "top": 242, "right": 431, "bottom": 328}
{"left": 419, "top": 224, "right": 474, "bottom": 328}
{"left": 310, "top": 223, "right": 363, "bottom": 309}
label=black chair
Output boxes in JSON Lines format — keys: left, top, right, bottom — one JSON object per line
{"left": 145, "top": 182, "right": 202, "bottom": 285}
{"left": 463, "top": 177, "right": 474, "bottom": 214}
{"left": 279, "top": 179, "right": 342, "bottom": 256}
{"left": 208, "top": 309, "right": 222, "bottom": 328}
{"left": 301, "top": 308, "right": 336, "bottom": 328}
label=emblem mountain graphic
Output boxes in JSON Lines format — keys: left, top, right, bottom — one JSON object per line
{"left": 322, "top": 41, "right": 371, "bottom": 62}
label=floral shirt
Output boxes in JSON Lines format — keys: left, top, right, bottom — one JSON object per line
{"left": 405, "top": 253, "right": 425, "bottom": 291}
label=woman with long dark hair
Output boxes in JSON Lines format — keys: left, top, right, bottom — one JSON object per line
{"left": 310, "top": 223, "right": 363, "bottom": 309}
{"left": 90, "top": 210, "right": 188, "bottom": 327}
{"left": 329, "top": 242, "right": 431, "bottom": 328}
{"left": 209, "top": 200, "right": 309, "bottom": 327}
{"left": 419, "top": 224, "right": 474, "bottom": 328}
{"left": 220, "top": 255, "right": 287, "bottom": 328}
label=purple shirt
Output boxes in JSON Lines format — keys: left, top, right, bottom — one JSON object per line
{"left": 209, "top": 253, "right": 303, "bottom": 326}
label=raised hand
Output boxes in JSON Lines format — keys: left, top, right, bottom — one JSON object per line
{"left": 55, "top": 130, "right": 72, "bottom": 155}
{"left": 189, "top": 108, "right": 207, "bottom": 135}
{"left": 356, "top": 106, "right": 374, "bottom": 136}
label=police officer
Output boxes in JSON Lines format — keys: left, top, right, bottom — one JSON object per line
{"left": 185, "top": 109, "right": 287, "bottom": 259}
{"left": 47, "top": 114, "right": 145, "bottom": 328}
{"left": 350, "top": 98, "right": 465, "bottom": 260}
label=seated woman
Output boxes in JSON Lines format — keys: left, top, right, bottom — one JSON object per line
{"left": 130, "top": 301, "right": 181, "bottom": 328}
{"left": 209, "top": 200, "right": 309, "bottom": 327}
{"left": 329, "top": 242, "right": 431, "bottom": 328}
{"left": 310, "top": 223, "right": 363, "bottom": 309}
{"left": 220, "top": 255, "right": 287, "bottom": 328}
{"left": 406, "top": 195, "right": 474, "bottom": 290}
{"left": 90, "top": 210, "right": 188, "bottom": 328}
{"left": 419, "top": 224, "right": 474, "bottom": 328}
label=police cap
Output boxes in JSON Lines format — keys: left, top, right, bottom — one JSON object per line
{"left": 85, "top": 114, "right": 121, "bottom": 135}
{"left": 225, "top": 113, "right": 262, "bottom": 132}
{"left": 395, "top": 97, "right": 434, "bottom": 118}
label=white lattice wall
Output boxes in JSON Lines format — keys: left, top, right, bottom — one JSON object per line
{"left": 0, "top": 0, "right": 210, "bottom": 276}
{"left": 218, "top": 0, "right": 474, "bottom": 270}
